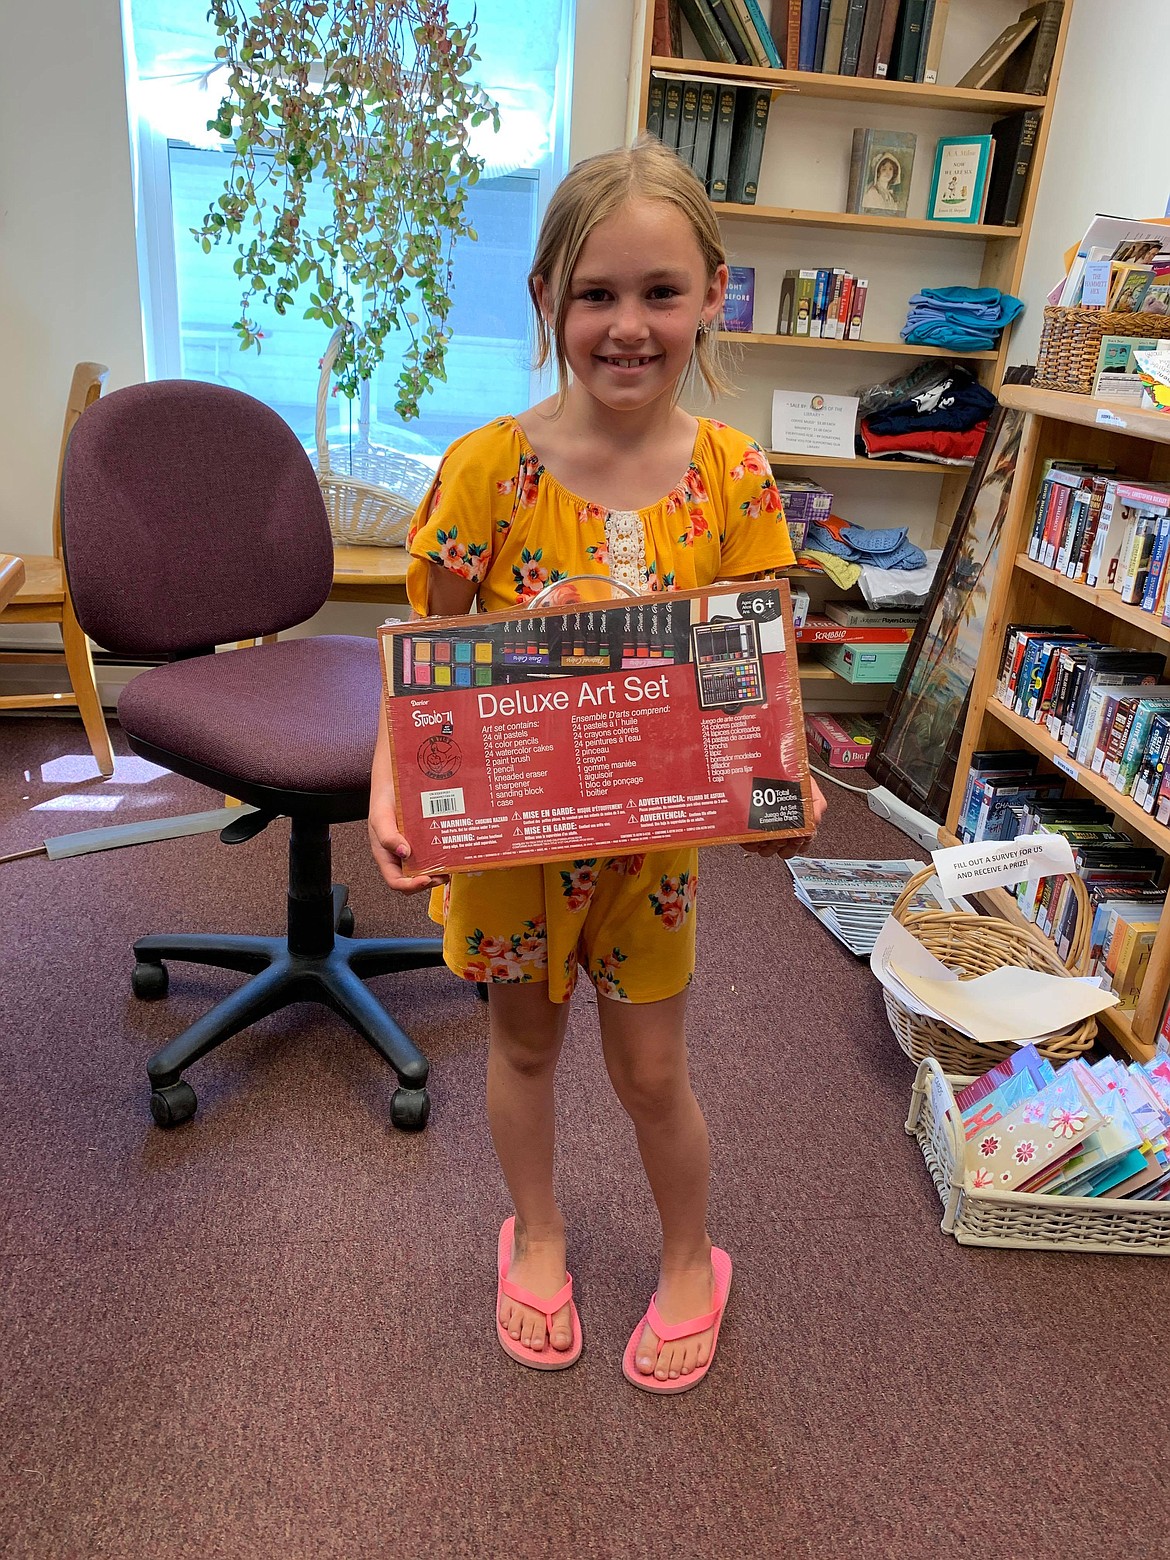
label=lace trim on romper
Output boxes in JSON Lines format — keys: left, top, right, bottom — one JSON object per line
{"left": 604, "top": 508, "right": 650, "bottom": 593}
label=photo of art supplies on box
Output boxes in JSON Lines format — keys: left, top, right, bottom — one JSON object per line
{"left": 378, "top": 583, "right": 814, "bottom": 874}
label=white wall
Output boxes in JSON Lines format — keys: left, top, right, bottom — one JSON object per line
{"left": 1015, "top": 0, "right": 1170, "bottom": 364}
{"left": 0, "top": 0, "right": 146, "bottom": 559}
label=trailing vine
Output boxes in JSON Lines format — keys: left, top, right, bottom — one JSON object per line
{"left": 196, "top": 0, "right": 499, "bottom": 416}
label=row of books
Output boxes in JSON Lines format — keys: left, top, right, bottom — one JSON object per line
{"left": 954, "top": 1042, "right": 1170, "bottom": 1201}
{"left": 660, "top": 0, "right": 1061, "bottom": 92}
{"left": 846, "top": 114, "right": 1040, "bottom": 228}
{"left": 995, "top": 629, "right": 1170, "bottom": 810}
{"left": 1027, "top": 461, "right": 1170, "bottom": 609}
{"left": 777, "top": 267, "right": 868, "bottom": 340}
{"left": 957, "top": 760, "right": 1165, "bottom": 1009}
{"left": 647, "top": 77, "right": 772, "bottom": 204}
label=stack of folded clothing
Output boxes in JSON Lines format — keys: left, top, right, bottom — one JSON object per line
{"left": 900, "top": 286, "right": 1024, "bottom": 352}
{"left": 857, "top": 362, "right": 996, "bottom": 465}
{"left": 804, "top": 514, "right": 927, "bottom": 573}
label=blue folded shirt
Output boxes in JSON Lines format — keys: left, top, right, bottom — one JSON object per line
{"left": 807, "top": 521, "right": 927, "bottom": 571}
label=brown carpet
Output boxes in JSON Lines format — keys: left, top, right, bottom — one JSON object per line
{"left": 3, "top": 716, "right": 1169, "bottom": 1559}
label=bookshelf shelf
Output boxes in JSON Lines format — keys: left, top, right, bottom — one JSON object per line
{"left": 722, "top": 332, "right": 998, "bottom": 361}
{"left": 986, "top": 698, "right": 1170, "bottom": 857}
{"left": 1015, "top": 554, "right": 1170, "bottom": 647}
{"left": 719, "top": 203, "right": 1018, "bottom": 240}
{"left": 646, "top": 55, "right": 1049, "bottom": 116}
{"left": 948, "top": 385, "right": 1170, "bottom": 1062}
{"left": 766, "top": 452, "right": 953, "bottom": 473}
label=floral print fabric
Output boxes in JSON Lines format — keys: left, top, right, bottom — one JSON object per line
{"left": 405, "top": 415, "right": 794, "bottom": 614}
{"left": 404, "top": 413, "right": 793, "bottom": 1004}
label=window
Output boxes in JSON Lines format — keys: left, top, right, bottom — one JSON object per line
{"left": 125, "top": 0, "right": 573, "bottom": 458}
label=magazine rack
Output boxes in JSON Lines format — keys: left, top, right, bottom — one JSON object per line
{"left": 883, "top": 865, "right": 1097, "bottom": 1075}
{"left": 906, "top": 1057, "right": 1170, "bottom": 1254}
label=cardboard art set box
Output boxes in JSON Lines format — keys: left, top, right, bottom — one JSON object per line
{"left": 378, "top": 582, "right": 815, "bottom": 874}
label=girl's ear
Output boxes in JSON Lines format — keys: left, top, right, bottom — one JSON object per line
{"left": 702, "top": 263, "right": 730, "bottom": 329}
{"left": 532, "top": 275, "right": 556, "bottom": 327}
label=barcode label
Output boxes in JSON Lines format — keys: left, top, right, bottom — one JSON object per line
{"left": 421, "top": 787, "right": 466, "bottom": 818}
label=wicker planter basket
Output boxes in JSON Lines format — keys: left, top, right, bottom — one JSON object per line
{"left": 1033, "top": 305, "right": 1170, "bottom": 395}
{"left": 312, "top": 330, "right": 436, "bottom": 547}
{"left": 883, "top": 866, "right": 1097, "bottom": 1076}
{"left": 906, "top": 1057, "right": 1170, "bottom": 1254}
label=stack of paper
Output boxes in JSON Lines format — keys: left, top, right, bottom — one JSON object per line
{"left": 786, "top": 857, "right": 954, "bottom": 957}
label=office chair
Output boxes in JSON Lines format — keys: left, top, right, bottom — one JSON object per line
{"left": 60, "top": 379, "right": 445, "bottom": 1131}
{"left": 0, "top": 363, "right": 114, "bottom": 773}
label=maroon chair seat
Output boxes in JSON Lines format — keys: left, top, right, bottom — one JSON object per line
{"left": 61, "top": 380, "right": 444, "bottom": 1132}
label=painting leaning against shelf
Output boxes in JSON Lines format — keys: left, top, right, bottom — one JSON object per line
{"left": 866, "top": 388, "right": 1029, "bottom": 820}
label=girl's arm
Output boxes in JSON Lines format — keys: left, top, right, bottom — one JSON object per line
{"left": 368, "top": 562, "right": 478, "bottom": 893}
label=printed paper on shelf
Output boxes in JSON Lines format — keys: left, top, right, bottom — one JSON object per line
{"left": 378, "top": 584, "right": 814, "bottom": 874}
{"left": 930, "top": 832, "right": 1076, "bottom": 900}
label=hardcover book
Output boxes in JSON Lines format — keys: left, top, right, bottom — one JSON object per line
{"left": 927, "top": 135, "right": 994, "bottom": 224}
{"left": 982, "top": 109, "right": 1042, "bottom": 228}
{"left": 847, "top": 129, "right": 917, "bottom": 218}
{"left": 723, "top": 265, "right": 755, "bottom": 332}
{"left": 727, "top": 86, "right": 772, "bottom": 205}
{"left": 678, "top": 0, "right": 737, "bottom": 63}
{"left": 955, "top": 9, "right": 1039, "bottom": 90}
{"left": 994, "top": 0, "right": 1064, "bottom": 95}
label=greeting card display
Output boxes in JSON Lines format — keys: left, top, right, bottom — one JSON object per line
{"left": 379, "top": 582, "right": 814, "bottom": 874}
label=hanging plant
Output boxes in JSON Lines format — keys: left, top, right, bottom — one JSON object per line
{"left": 196, "top": 0, "right": 500, "bottom": 418}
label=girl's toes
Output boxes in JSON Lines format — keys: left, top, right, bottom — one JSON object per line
{"left": 521, "top": 1312, "right": 546, "bottom": 1351}
{"left": 636, "top": 1324, "right": 659, "bottom": 1375}
{"left": 551, "top": 1306, "right": 574, "bottom": 1351}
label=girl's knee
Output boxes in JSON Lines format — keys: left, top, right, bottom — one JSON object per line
{"left": 608, "top": 1055, "right": 689, "bottom": 1122}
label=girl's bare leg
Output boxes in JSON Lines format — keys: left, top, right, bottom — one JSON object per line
{"left": 597, "top": 989, "right": 716, "bottom": 1383}
{"left": 487, "top": 982, "right": 576, "bottom": 1353}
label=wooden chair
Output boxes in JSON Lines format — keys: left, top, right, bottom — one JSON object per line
{"left": 0, "top": 363, "right": 113, "bottom": 774}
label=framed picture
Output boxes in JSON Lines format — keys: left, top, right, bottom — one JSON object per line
{"left": 927, "top": 135, "right": 993, "bottom": 224}
{"left": 865, "top": 369, "right": 1032, "bottom": 821}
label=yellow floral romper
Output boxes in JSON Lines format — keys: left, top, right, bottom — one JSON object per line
{"left": 405, "top": 415, "right": 795, "bottom": 1004}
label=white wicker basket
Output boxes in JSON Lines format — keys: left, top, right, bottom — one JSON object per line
{"left": 906, "top": 1057, "right": 1170, "bottom": 1255}
{"left": 312, "top": 329, "right": 436, "bottom": 547}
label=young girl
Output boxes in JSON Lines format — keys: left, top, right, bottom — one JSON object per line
{"left": 369, "top": 135, "right": 826, "bottom": 1393}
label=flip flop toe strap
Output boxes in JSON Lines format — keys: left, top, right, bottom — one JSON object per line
{"left": 645, "top": 1292, "right": 721, "bottom": 1343}
{"left": 499, "top": 1271, "right": 574, "bottom": 1325}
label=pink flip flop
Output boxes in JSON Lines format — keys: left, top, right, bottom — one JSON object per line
{"left": 495, "top": 1217, "right": 583, "bottom": 1371}
{"left": 622, "top": 1247, "right": 733, "bottom": 1394}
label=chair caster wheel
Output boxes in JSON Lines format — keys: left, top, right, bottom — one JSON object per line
{"left": 390, "top": 1086, "right": 430, "bottom": 1131}
{"left": 150, "top": 1080, "right": 197, "bottom": 1128}
{"left": 475, "top": 982, "right": 489, "bottom": 1003}
{"left": 132, "top": 961, "right": 169, "bottom": 1000}
{"left": 337, "top": 905, "right": 355, "bottom": 937}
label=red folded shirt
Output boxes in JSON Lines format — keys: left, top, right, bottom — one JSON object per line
{"left": 860, "top": 422, "right": 988, "bottom": 462}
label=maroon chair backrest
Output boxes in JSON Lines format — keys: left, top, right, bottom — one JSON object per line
{"left": 61, "top": 380, "right": 335, "bottom": 657}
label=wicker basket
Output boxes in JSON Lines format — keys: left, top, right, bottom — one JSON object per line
{"left": 1033, "top": 305, "right": 1170, "bottom": 395}
{"left": 883, "top": 866, "right": 1097, "bottom": 1075}
{"left": 906, "top": 1057, "right": 1170, "bottom": 1254}
{"left": 312, "top": 329, "right": 437, "bottom": 547}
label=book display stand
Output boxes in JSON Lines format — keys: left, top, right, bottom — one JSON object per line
{"left": 627, "top": 0, "right": 1075, "bottom": 709}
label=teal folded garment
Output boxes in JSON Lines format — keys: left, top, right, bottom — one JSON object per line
{"left": 902, "top": 321, "right": 998, "bottom": 351}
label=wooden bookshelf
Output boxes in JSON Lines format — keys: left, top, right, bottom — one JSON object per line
{"left": 945, "top": 385, "right": 1170, "bottom": 1063}
{"left": 627, "top": 0, "right": 1074, "bottom": 714}
{"left": 643, "top": 54, "right": 1049, "bottom": 116}
{"left": 723, "top": 332, "right": 998, "bottom": 361}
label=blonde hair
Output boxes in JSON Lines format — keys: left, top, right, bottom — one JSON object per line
{"left": 528, "top": 134, "right": 734, "bottom": 406}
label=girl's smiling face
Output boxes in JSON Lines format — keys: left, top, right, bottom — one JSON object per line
{"left": 536, "top": 197, "right": 727, "bottom": 415}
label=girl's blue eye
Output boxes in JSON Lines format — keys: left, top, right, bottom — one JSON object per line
{"left": 649, "top": 286, "right": 679, "bottom": 300}
{"left": 578, "top": 289, "right": 609, "bottom": 302}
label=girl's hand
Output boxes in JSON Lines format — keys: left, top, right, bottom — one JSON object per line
{"left": 741, "top": 777, "right": 827, "bottom": 861}
{"left": 370, "top": 696, "right": 444, "bottom": 894}
{"left": 368, "top": 807, "right": 444, "bottom": 895}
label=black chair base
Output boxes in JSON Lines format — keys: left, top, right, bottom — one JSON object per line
{"left": 133, "top": 816, "right": 446, "bottom": 1130}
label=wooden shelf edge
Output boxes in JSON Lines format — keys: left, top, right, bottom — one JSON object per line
{"left": 999, "top": 385, "right": 1170, "bottom": 446}
{"left": 719, "top": 202, "right": 1018, "bottom": 239}
{"left": 722, "top": 332, "right": 997, "bottom": 360}
{"left": 647, "top": 55, "right": 1047, "bottom": 116}
{"left": 1014, "top": 554, "right": 1170, "bottom": 646}
{"left": 767, "top": 452, "right": 956, "bottom": 473}
{"left": 986, "top": 697, "right": 1170, "bottom": 854}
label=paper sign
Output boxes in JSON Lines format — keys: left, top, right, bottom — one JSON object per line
{"left": 771, "top": 390, "right": 859, "bottom": 460}
{"left": 930, "top": 832, "right": 1076, "bottom": 900}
